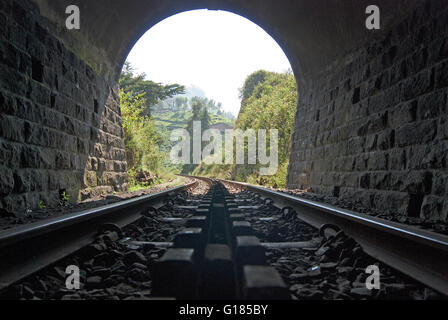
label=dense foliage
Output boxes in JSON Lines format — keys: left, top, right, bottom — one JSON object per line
{"left": 194, "top": 70, "right": 297, "bottom": 188}
{"left": 119, "top": 63, "right": 184, "bottom": 188}
{"left": 236, "top": 70, "right": 297, "bottom": 167}
{"left": 120, "top": 90, "right": 162, "bottom": 174}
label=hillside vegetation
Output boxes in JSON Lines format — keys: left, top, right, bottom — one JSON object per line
{"left": 193, "top": 70, "right": 297, "bottom": 188}
{"left": 119, "top": 63, "right": 235, "bottom": 189}
{"left": 152, "top": 92, "right": 235, "bottom": 174}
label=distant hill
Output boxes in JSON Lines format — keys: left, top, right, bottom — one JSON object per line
{"left": 153, "top": 85, "right": 235, "bottom": 120}
{"left": 181, "top": 86, "right": 207, "bottom": 99}
{"left": 151, "top": 88, "right": 235, "bottom": 172}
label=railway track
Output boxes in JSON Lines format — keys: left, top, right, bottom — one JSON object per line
{"left": 220, "top": 179, "right": 448, "bottom": 297}
{"left": 0, "top": 177, "right": 446, "bottom": 300}
{"left": 0, "top": 180, "right": 200, "bottom": 294}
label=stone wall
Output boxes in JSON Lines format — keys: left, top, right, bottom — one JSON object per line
{"left": 288, "top": 1, "right": 448, "bottom": 222}
{"left": 0, "top": 0, "right": 127, "bottom": 214}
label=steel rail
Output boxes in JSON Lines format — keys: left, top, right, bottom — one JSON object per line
{"left": 219, "top": 179, "right": 448, "bottom": 296}
{"left": 0, "top": 181, "right": 197, "bottom": 291}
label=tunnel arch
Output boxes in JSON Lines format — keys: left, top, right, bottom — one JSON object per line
{"left": 32, "top": 0, "right": 418, "bottom": 86}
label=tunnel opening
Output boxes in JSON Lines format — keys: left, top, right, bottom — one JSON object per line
{"left": 120, "top": 9, "right": 298, "bottom": 190}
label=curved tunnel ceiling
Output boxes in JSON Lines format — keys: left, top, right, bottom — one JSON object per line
{"left": 31, "top": 0, "right": 418, "bottom": 85}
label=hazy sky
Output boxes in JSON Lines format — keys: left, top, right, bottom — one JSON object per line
{"left": 126, "top": 9, "right": 292, "bottom": 116}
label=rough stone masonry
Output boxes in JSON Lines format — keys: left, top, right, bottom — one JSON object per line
{"left": 0, "top": 0, "right": 127, "bottom": 214}
{"left": 287, "top": 1, "right": 448, "bottom": 222}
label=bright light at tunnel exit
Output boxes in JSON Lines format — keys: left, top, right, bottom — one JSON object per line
{"left": 125, "top": 9, "right": 293, "bottom": 116}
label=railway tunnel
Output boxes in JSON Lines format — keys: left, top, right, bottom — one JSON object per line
{"left": 0, "top": 0, "right": 447, "bottom": 223}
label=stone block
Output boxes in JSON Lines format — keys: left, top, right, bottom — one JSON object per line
{"left": 388, "top": 102, "right": 417, "bottom": 129}
{"left": 242, "top": 266, "right": 290, "bottom": 300}
{"left": 173, "top": 228, "right": 204, "bottom": 254}
{"left": 401, "top": 69, "right": 432, "bottom": 101}
{"left": 433, "top": 172, "right": 448, "bottom": 197}
{"left": 390, "top": 171, "right": 432, "bottom": 194}
{"left": 417, "top": 90, "right": 446, "bottom": 120}
{"left": 29, "top": 81, "right": 50, "bottom": 106}
{"left": 406, "top": 142, "right": 447, "bottom": 170}
{"left": 0, "top": 165, "right": 14, "bottom": 196}
{"left": 152, "top": 248, "right": 198, "bottom": 299}
{"left": 0, "top": 114, "right": 25, "bottom": 143}
{"left": 420, "top": 195, "right": 446, "bottom": 222}
{"left": 83, "top": 171, "right": 97, "bottom": 188}
{"left": 435, "top": 60, "right": 448, "bottom": 89}
{"left": 203, "top": 244, "right": 235, "bottom": 299}
{"left": 377, "top": 129, "right": 395, "bottom": 150}
{"left": 395, "top": 120, "right": 437, "bottom": 147}
{"left": 367, "top": 152, "right": 388, "bottom": 171}
{"left": 235, "top": 236, "right": 266, "bottom": 267}
{"left": 438, "top": 116, "right": 448, "bottom": 140}
{"left": 371, "top": 190, "right": 409, "bottom": 214}
{"left": 232, "top": 221, "right": 253, "bottom": 238}
{"left": 186, "top": 216, "right": 208, "bottom": 233}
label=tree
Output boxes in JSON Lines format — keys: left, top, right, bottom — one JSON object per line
{"left": 183, "top": 98, "right": 211, "bottom": 174}
{"left": 119, "top": 62, "right": 186, "bottom": 187}
{"left": 120, "top": 62, "right": 185, "bottom": 116}
{"left": 120, "top": 89, "right": 162, "bottom": 176}
{"left": 237, "top": 71, "right": 297, "bottom": 164}
{"left": 175, "top": 97, "right": 188, "bottom": 111}
{"left": 239, "top": 70, "right": 269, "bottom": 113}
{"left": 200, "top": 107, "right": 211, "bottom": 132}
